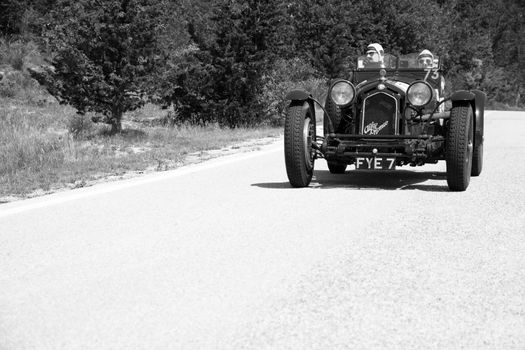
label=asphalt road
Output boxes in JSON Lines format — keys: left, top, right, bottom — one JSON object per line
{"left": 1, "top": 111, "right": 524, "bottom": 350}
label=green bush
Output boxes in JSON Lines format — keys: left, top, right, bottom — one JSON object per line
{"left": 261, "top": 58, "right": 327, "bottom": 126}
{"left": 67, "top": 113, "right": 97, "bottom": 139}
{"left": 0, "top": 39, "right": 52, "bottom": 103}
{"left": 0, "top": 68, "right": 52, "bottom": 104}
{"left": 480, "top": 66, "right": 522, "bottom": 107}
{"left": 30, "top": 1, "right": 171, "bottom": 135}
{"left": 163, "top": 0, "right": 284, "bottom": 128}
{"left": 0, "top": 78, "right": 17, "bottom": 97}
{"left": 0, "top": 39, "right": 42, "bottom": 71}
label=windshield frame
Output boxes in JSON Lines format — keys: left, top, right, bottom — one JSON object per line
{"left": 356, "top": 53, "right": 441, "bottom": 71}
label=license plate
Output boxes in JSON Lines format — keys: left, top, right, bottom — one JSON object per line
{"left": 355, "top": 157, "right": 396, "bottom": 170}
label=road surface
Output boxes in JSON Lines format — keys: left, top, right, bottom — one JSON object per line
{"left": 1, "top": 111, "right": 524, "bottom": 349}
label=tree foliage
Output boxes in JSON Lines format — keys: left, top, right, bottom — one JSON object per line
{"left": 0, "top": 0, "right": 58, "bottom": 37}
{"left": 3, "top": 0, "right": 524, "bottom": 133}
{"left": 30, "top": 0, "right": 169, "bottom": 133}
{"left": 289, "top": 0, "right": 365, "bottom": 79}
{"left": 0, "top": 0, "right": 26, "bottom": 36}
{"left": 288, "top": 0, "right": 523, "bottom": 107}
{"left": 287, "top": 0, "right": 447, "bottom": 79}
{"left": 163, "top": 0, "right": 286, "bottom": 127}
{"left": 439, "top": 0, "right": 524, "bottom": 105}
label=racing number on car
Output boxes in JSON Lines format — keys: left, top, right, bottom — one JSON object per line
{"left": 424, "top": 68, "right": 439, "bottom": 82}
{"left": 355, "top": 157, "right": 396, "bottom": 170}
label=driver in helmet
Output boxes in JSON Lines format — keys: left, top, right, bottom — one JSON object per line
{"left": 364, "top": 43, "right": 384, "bottom": 67}
{"left": 418, "top": 49, "right": 434, "bottom": 68}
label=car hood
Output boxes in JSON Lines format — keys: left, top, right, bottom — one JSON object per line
{"left": 356, "top": 79, "right": 410, "bottom": 95}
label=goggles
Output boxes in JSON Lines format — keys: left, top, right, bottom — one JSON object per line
{"left": 418, "top": 57, "right": 433, "bottom": 66}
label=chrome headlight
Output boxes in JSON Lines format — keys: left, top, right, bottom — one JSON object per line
{"left": 330, "top": 80, "right": 356, "bottom": 106}
{"left": 407, "top": 81, "right": 433, "bottom": 107}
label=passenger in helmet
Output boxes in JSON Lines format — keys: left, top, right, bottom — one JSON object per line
{"left": 418, "top": 49, "right": 434, "bottom": 68}
{"left": 364, "top": 43, "right": 384, "bottom": 67}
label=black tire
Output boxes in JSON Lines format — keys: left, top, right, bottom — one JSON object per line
{"left": 323, "top": 95, "right": 341, "bottom": 135}
{"left": 471, "top": 141, "right": 483, "bottom": 176}
{"left": 446, "top": 104, "right": 474, "bottom": 191}
{"left": 284, "top": 101, "right": 316, "bottom": 187}
{"left": 327, "top": 161, "right": 347, "bottom": 174}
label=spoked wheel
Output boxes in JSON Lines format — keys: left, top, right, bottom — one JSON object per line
{"left": 446, "top": 103, "right": 474, "bottom": 191}
{"left": 284, "top": 101, "right": 316, "bottom": 187}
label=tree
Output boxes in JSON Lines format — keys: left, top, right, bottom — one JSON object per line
{"left": 288, "top": 0, "right": 445, "bottom": 80}
{"left": 0, "top": 0, "right": 58, "bottom": 37}
{"left": 290, "top": 0, "right": 370, "bottom": 79}
{"left": 488, "top": 0, "right": 524, "bottom": 106}
{"left": 31, "top": 0, "right": 169, "bottom": 134}
{"left": 438, "top": 0, "right": 524, "bottom": 105}
{"left": 0, "top": 0, "right": 26, "bottom": 36}
{"left": 165, "top": 0, "right": 286, "bottom": 127}
{"left": 364, "top": 0, "right": 446, "bottom": 55}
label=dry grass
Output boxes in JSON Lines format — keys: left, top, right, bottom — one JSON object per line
{"left": 0, "top": 99, "right": 282, "bottom": 201}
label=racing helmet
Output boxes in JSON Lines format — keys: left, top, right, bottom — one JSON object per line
{"left": 418, "top": 49, "right": 434, "bottom": 67}
{"left": 366, "top": 43, "right": 384, "bottom": 63}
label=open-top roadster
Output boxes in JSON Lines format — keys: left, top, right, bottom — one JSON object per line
{"left": 284, "top": 52, "right": 486, "bottom": 191}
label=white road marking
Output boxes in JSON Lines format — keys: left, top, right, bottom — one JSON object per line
{"left": 0, "top": 110, "right": 496, "bottom": 218}
{"left": 0, "top": 142, "right": 283, "bottom": 218}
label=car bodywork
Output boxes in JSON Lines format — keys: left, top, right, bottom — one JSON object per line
{"left": 284, "top": 52, "right": 486, "bottom": 191}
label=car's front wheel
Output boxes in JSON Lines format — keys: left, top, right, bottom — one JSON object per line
{"left": 446, "top": 103, "right": 474, "bottom": 191}
{"left": 284, "top": 101, "right": 316, "bottom": 187}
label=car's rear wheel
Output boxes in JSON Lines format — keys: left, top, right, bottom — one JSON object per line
{"left": 471, "top": 141, "right": 483, "bottom": 176}
{"left": 327, "top": 161, "right": 347, "bottom": 174}
{"left": 446, "top": 103, "right": 474, "bottom": 191}
{"left": 285, "top": 101, "right": 316, "bottom": 187}
{"left": 323, "top": 95, "right": 341, "bottom": 135}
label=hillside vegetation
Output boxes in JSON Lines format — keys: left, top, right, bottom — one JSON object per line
{"left": 0, "top": 95, "right": 282, "bottom": 201}
{"left": 1, "top": 0, "right": 523, "bottom": 125}
{"left": 0, "top": 0, "right": 523, "bottom": 200}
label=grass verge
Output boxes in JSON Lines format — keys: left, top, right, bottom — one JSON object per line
{"left": 0, "top": 99, "right": 282, "bottom": 202}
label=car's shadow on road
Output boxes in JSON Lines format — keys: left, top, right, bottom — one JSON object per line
{"left": 252, "top": 170, "right": 449, "bottom": 192}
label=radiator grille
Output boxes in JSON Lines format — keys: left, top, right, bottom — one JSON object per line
{"left": 360, "top": 92, "right": 398, "bottom": 135}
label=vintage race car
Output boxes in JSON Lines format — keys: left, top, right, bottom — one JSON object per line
{"left": 284, "top": 52, "right": 486, "bottom": 191}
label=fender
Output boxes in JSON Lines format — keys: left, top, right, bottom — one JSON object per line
{"left": 285, "top": 89, "right": 311, "bottom": 101}
{"left": 472, "top": 90, "right": 486, "bottom": 146}
{"left": 285, "top": 89, "right": 315, "bottom": 114}
{"left": 451, "top": 90, "right": 475, "bottom": 102}
{"left": 451, "top": 90, "right": 485, "bottom": 145}
{"left": 286, "top": 89, "right": 319, "bottom": 128}
{"left": 286, "top": 89, "right": 334, "bottom": 135}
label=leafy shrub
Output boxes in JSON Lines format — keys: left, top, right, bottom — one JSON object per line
{"left": 160, "top": 50, "right": 210, "bottom": 126}
{"left": 163, "top": 0, "right": 284, "bottom": 128}
{"left": 261, "top": 58, "right": 327, "bottom": 126}
{"left": 68, "top": 113, "right": 96, "bottom": 139}
{"left": 159, "top": 109, "right": 180, "bottom": 127}
{"left": 0, "top": 67, "right": 51, "bottom": 103}
{"left": 480, "top": 66, "right": 522, "bottom": 107}
{"left": 445, "top": 61, "right": 523, "bottom": 109}
{"left": 0, "top": 39, "right": 42, "bottom": 71}
{"left": 0, "top": 78, "right": 17, "bottom": 97}
{"left": 30, "top": 0, "right": 170, "bottom": 135}
{"left": 0, "top": 38, "right": 50, "bottom": 102}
